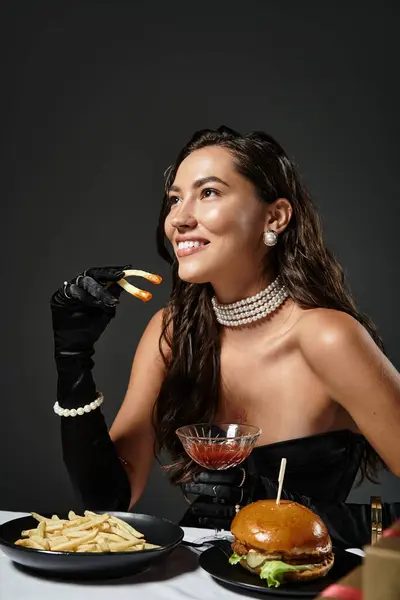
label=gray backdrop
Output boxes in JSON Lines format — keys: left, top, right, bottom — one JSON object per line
{"left": 2, "top": 1, "right": 399, "bottom": 521}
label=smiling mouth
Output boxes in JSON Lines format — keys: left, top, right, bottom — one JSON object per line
{"left": 176, "top": 240, "right": 210, "bottom": 258}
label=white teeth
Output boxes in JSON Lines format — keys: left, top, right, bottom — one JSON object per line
{"left": 178, "top": 240, "right": 205, "bottom": 250}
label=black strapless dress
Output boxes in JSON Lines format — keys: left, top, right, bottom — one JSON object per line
{"left": 246, "top": 429, "right": 365, "bottom": 502}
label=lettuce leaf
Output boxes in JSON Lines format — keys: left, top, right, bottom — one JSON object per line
{"left": 228, "top": 552, "right": 243, "bottom": 565}
{"left": 259, "top": 560, "right": 298, "bottom": 587}
{"left": 229, "top": 553, "right": 320, "bottom": 588}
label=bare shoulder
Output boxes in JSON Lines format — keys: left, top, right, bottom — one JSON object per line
{"left": 298, "top": 307, "right": 370, "bottom": 342}
{"left": 143, "top": 307, "right": 165, "bottom": 337}
{"left": 136, "top": 307, "right": 170, "bottom": 362}
{"left": 296, "top": 307, "right": 380, "bottom": 370}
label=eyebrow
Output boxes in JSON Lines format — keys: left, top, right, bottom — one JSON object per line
{"left": 168, "top": 176, "right": 230, "bottom": 194}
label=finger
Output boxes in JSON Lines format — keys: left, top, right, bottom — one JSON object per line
{"left": 193, "top": 468, "right": 243, "bottom": 486}
{"left": 86, "top": 265, "right": 132, "bottom": 283}
{"left": 67, "top": 284, "right": 105, "bottom": 308}
{"left": 189, "top": 502, "right": 235, "bottom": 520}
{"left": 199, "top": 516, "right": 232, "bottom": 529}
{"left": 78, "top": 276, "right": 119, "bottom": 307}
{"left": 183, "top": 483, "right": 243, "bottom": 503}
{"left": 106, "top": 282, "right": 124, "bottom": 300}
{"left": 197, "top": 516, "right": 234, "bottom": 530}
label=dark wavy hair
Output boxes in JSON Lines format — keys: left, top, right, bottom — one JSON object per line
{"left": 153, "top": 125, "right": 386, "bottom": 485}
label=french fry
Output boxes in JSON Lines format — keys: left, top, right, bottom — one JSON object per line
{"left": 97, "top": 537, "right": 110, "bottom": 552}
{"left": 62, "top": 529, "right": 96, "bottom": 538}
{"left": 109, "top": 526, "right": 140, "bottom": 543}
{"left": 63, "top": 518, "right": 90, "bottom": 529}
{"left": 109, "top": 516, "right": 144, "bottom": 538}
{"left": 123, "top": 270, "right": 162, "bottom": 285}
{"left": 109, "top": 540, "right": 140, "bottom": 552}
{"left": 49, "top": 537, "right": 69, "bottom": 549}
{"left": 98, "top": 532, "right": 126, "bottom": 543}
{"left": 30, "top": 535, "right": 50, "bottom": 550}
{"left": 76, "top": 544, "right": 98, "bottom": 553}
{"left": 16, "top": 538, "right": 44, "bottom": 550}
{"left": 36, "top": 521, "right": 46, "bottom": 538}
{"left": 51, "top": 528, "right": 99, "bottom": 552}
{"left": 44, "top": 522, "right": 68, "bottom": 533}
{"left": 21, "top": 528, "right": 39, "bottom": 537}
{"left": 114, "top": 269, "right": 162, "bottom": 303}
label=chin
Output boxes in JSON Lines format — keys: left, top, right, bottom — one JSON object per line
{"left": 177, "top": 270, "right": 210, "bottom": 285}
{"left": 177, "top": 263, "right": 213, "bottom": 285}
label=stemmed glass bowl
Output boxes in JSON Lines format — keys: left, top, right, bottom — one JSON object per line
{"left": 176, "top": 423, "right": 261, "bottom": 470}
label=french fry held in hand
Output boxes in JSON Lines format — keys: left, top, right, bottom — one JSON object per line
{"left": 14, "top": 510, "right": 161, "bottom": 553}
{"left": 115, "top": 269, "right": 162, "bottom": 303}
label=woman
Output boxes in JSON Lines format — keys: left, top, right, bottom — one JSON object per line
{"left": 51, "top": 126, "right": 400, "bottom": 547}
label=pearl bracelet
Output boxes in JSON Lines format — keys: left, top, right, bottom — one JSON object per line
{"left": 53, "top": 392, "right": 104, "bottom": 417}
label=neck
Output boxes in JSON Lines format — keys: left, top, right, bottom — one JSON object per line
{"left": 211, "top": 269, "right": 277, "bottom": 305}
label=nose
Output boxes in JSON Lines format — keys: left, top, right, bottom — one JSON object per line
{"left": 170, "top": 202, "right": 197, "bottom": 230}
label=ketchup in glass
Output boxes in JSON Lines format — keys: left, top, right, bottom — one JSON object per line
{"left": 186, "top": 442, "right": 252, "bottom": 469}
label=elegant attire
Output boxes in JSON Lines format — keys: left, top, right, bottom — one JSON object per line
{"left": 247, "top": 429, "right": 365, "bottom": 502}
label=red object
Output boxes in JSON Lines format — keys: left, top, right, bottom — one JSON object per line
{"left": 320, "top": 583, "right": 362, "bottom": 599}
{"left": 187, "top": 443, "right": 251, "bottom": 469}
{"left": 383, "top": 528, "right": 400, "bottom": 538}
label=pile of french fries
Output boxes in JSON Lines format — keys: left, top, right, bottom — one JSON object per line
{"left": 14, "top": 510, "right": 161, "bottom": 553}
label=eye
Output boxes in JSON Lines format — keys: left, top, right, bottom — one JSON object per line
{"left": 201, "top": 188, "right": 219, "bottom": 199}
{"left": 168, "top": 196, "right": 182, "bottom": 207}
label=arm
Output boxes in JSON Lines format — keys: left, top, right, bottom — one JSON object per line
{"left": 61, "top": 310, "right": 166, "bottom": 511}
{"left": 109, "top": 309, "right": 166, "bottom": 509}
{"left": 51, "top": 266, "right": 166, "bottom": 511}
{"left": 299, "top": 309, "right": 400, "bottom": 477}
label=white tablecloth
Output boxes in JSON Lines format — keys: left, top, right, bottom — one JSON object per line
{"left": 0, "top": 511, "right": 364, "bottom": 600}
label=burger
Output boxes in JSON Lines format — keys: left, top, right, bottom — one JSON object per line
{"left": 229, "top": 499, "right": 334, "bottom": 588}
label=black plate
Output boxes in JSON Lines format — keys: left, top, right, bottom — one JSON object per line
{"left": 0, "top": 512, "right": 183, "bottom": 580}
{"left": 199, "top": 546, "right": 362, "bottom": 597}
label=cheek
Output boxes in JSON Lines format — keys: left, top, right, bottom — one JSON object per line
{"left": 203, "top": 205, "right": 263, "bottom": 241}
{"left": 201, "top": 205, "right": 243, "bottom": 236}
{"left": 201, "top": 206, "right": 224, "bottom": 231}
{"left": 164, "top": 216, "right": 173, "bottom": 241}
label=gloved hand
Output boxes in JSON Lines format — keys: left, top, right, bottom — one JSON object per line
{"left": 50, "top": 265, "right": 132, "bottom": 511}
{"left": 182, "top": 466, "right": 250, "bottom": 530}
{"left": 51, "top": 265, "right": 130, "bottom": 408}
{"left": 182, "top": 467, "right": 400, "bottom": 548}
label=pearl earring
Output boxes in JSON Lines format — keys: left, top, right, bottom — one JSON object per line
{"left": 263, "top": 230, "right": 278, "bottom": 247}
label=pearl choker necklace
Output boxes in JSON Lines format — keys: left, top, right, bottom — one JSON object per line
{"left": 211, "top": 275, "right": 289, "bottom": 327}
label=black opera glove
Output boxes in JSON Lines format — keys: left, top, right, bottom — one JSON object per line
{"left": 182, "top": 468, "right": 400, "bottom": 548}
{"left": 50, "top": 265, "right": 132, "bottom": 511}
{"left": 182, "top": 467, "right": 249, "bottom": 530}
{"left": 51, "top": 265, "right": 130, "bottom": 408}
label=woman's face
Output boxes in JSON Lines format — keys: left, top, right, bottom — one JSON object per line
{"left": 164, "top": 146, "right": 270, "bottom": 287}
